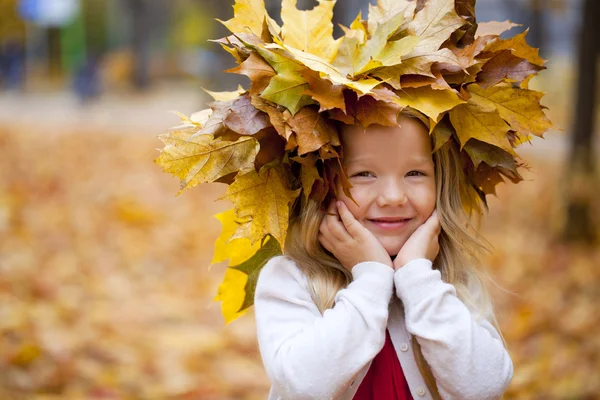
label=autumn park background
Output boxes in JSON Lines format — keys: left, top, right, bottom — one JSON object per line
{"left": 0, "top": 0, "right": 598, "bottom": 399}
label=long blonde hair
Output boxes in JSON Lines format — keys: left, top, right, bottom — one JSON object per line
{"left": 283, "top": 112, "right": 509, "bottom": 399}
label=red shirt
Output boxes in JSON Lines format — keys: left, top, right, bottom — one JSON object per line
{"left": 353, "top": 329, "right": 414, "bottom": 400}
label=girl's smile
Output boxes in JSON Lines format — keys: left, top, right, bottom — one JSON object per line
{"left": 337, "top": 116, "right": 436, "bottom": 256}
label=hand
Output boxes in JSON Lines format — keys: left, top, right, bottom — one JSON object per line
{"left": 318, "top": 200, "right": 393, "bottom": 271}
{"left": 393, "top": 209, "right": 441, "bottom": 271}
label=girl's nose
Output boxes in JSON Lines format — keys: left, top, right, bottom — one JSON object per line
{"left": 375, "top": 181, "right": 408, "bottom": 207}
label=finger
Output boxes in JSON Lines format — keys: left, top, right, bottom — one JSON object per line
{"left": 425, "top": 209, "right": 441, "bottom": 233}
{"left": 336, "top": 201, "right": 362, "bottom": 238}
{"left": 326, "top": 203, "right": 353, "bottom": 242}
{"left": 318, "top": 233, "right": 334, "bottom": 253}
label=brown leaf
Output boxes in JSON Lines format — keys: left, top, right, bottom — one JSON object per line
{"left": 254, "top": 128, "right": 286, "bottom": 171}
{"left": 301, "top": 69, "right": 346, "bottom": 112}
{"left": 464, "top": 138, "right": 519, "bottom": 170}
{"left": 286, "top": 106, "right": 340, "bottom": 155}
{"left": 291, "top": 153, "right": 323, "bottom": 201}
{"left": 452, "top": 0, "right": 477, "bottom": 47}
{"left": 324, "top": 156, "right": 355, "bottom": 204}
{"left": 224, "top": 95, "right": 272, "bottom": 136}
{"left": 432, "top": 116, "right": 454, "bottom": 153}
{"left": 251, "top": 97, "right": 289, "bottom": 139}
{"left": 476, "top": 50, "right": 544, "bottom": 89}
{"left": 351, "top": 92, "right": 402, "bottom": 128}
{"left": 226, "top": 52, "right": 276, "bottom": 95}
{"left": 327, "top": 107, "right": 355, "bottom": 125}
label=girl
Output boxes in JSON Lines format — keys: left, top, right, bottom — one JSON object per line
{"left": 253, "top": 112, "right": 514, "bottom": 400}
{"left": 155, "top": 1, "right": 551, "bottom": 398}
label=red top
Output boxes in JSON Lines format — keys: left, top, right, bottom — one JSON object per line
{"left": 353, "top": 329, "right": 414, "bottom": 400}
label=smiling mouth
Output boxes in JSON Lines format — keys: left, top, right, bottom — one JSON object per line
{"left": 368, "top": 218, "right": 412, "bottom": 223}
{"left": 367, "top": 218, "right": 412, "bottom": 230}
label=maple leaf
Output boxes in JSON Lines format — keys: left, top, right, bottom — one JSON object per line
{"left": 220, "top": 164, "right": 300, "bottom": 246}
{"left": 452, "top": 0, "right": 477, "bottom": 47}
{"left": 226, "top": 52, "right": 275, "bottom": 96}
{"left": 301, "top": 69, "right": 346, "bottom": 112}
{"left": 212, "top": 209, "right": 261, "bottom": 266}
{"left": 202, "top": 85, "right": 246, "bottom": 102}
{"left": 218, "top": 0, "right": 270, "bottom": 37}
{"left": 394, "top": 86, "right": 464, "bottom": 123}
{"left": 432, "top": 116, "right": 454, "bottom": 153}
{"left": 476, "top": 50, "right": 544, "bottom": 89}
{"left": 372, "top": 48, "right": 461, "bottom": 88}
{"left": 354, "top": 95, "right": 402, "bottom": 128}
{"left": 291, "top": 153, "right": 323, "bottom": 201}
{"left": 260, "top": 73, "right": 315, "bottom": 116}
{"left": 468, "top": 84, "right": 554, "bottom": 138}
{"left": 475, "top": 20, "right": 520, "bottom": 38}
{"left": 213, "top": 266, "right": 250, "bottom": 324}
{"left": 281, "top": 0, "right": 340, "bottom": 62}
{"left": 252, "top": 46, "right": 316, "bottom": 115}
{"left": 254, "top": 128, "right": 286, "bottom": 170}
{"left": 367, "top": 0, "right": 415, "bottom": 35}
{"left": 223, "top": 95, "right": 272, "bottom": 136}
{"left": 464, "top": 138, "right": 519, "bottom": 170}
{"left": 286, "top": 106, "right": 340, "bottom": 154}
{"left": 408, "top": 0, "right": 466, "bottom": 55}
{"left": 449, "top": 101, "right": 516, "bottom": 155}
{"left": 155, "top": 131, "right": 259, "bottom": 195}
{"left": 484, "top": 29, "right": 546, "bottom": 66}
{"left": 229, "top": 235, "right": 282, "bottom": 313}
{"left": 250, "top": 97, "right": 290, "bottom": 138}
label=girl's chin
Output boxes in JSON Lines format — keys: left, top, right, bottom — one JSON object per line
{"left": 379, "top": 238, "right": 407, "bottom": 257}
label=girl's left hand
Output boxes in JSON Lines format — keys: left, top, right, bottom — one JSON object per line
{"left": 393, "top": 210, "right": 441, "bottom": 271}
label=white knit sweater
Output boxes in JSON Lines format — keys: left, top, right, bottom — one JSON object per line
{"left": 254, "top": 256, "right": 513, "bottom": 400}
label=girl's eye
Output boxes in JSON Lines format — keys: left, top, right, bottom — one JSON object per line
{"left": 353, "top": 171, "right": 374, "bottom": 178}
{"left": 406, "top": 170, "right": 426, "bottom": 177}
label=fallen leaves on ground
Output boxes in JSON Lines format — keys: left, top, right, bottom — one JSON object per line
{"left": 0, "top": 126, "right": 598, "bottom": 399}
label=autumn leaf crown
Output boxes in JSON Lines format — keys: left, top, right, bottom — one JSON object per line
{"left": 155, "top": 0, "right": 554, "bottom": 322}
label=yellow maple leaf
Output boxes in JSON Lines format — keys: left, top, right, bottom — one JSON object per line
{"left": 449, "top": 102, "right": 516, "bottom": 155}
{"left": 281, "top": 0, "right": 340, "bottom": 62}
{"left": 468, "top": 84, "right": 554, "bottom": 138}
{"left": 408, "top": 0, "right": 466, "bottom": 55}
{"left": 213, "top": 267, "right": 249, "bottom": 324}
{"left": 212, "top": 209, "right": 261, "bottom": 266}
{"left": 218, "top": 0, "right": 269, "bottom": 37}
{"left": 394, "top": 86, "right": 465, "bottom": 122}
{"left": 485, "top": 29, "right": 546, "bottom": 66}
{"left": 367, "top": 0, "right": 415, "bottom": 37}
{"left": 220, "top": 164, "right": 300, "bottom": 246}
{"left": 155, "top": 132, "right": 259, "bottom": 195}
{"left": 202, "top": 85, "right": 246, "bottom": 102}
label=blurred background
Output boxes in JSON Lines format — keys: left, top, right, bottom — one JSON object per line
{"left": 0, "top": 0, "right": 598, "bottom": 399}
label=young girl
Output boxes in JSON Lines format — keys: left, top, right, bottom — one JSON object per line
{"left": 253, "top": 112, "right": 513, "bottom": 400}
{"left": 155, "top": 1, "right": 552, "bottom": 398}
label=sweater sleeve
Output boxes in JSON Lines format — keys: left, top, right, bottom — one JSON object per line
{"left": 394, "top": 259, "right": 513, "bottom": 400}
{"left": 254, "top": 256, "right": 395, "bottom": 400}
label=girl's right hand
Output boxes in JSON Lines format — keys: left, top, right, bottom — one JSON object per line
{"left": 318, "top": 200, "right": 393, "bottom": 271}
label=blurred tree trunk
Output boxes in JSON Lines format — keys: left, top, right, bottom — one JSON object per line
{"left": 127, "top": 0, "right": 150, "bottom": 90}
{"left": 563, "top": 0, "right": 599, "bottom": 243}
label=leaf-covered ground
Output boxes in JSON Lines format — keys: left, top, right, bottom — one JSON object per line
{"left": 0, "top": 125, "right": 598, "bottom": 399}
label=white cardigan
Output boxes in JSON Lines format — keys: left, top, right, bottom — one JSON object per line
{"left": 254, "top": 256, "right": 513, "bottom": 400}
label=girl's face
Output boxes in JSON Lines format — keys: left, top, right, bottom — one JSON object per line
{"left": 336, "top": 116, "right": 436, "bottom": 256}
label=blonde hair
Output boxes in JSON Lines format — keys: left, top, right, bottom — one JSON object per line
{"left": 283, "top": 111, "right": 509, "bottom": 399}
